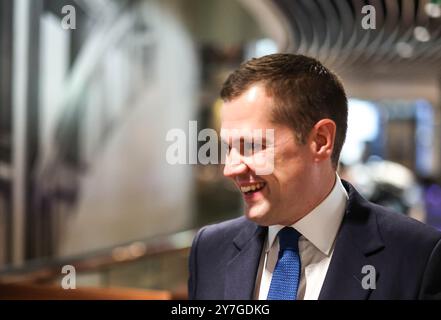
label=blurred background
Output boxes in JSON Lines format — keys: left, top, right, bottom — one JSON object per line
{"left": 0, "top": 0, "right": 440, "bottom": 299}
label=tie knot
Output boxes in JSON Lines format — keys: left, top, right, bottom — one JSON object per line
{"left": 278, "top": 227, "right": 301, "bottom": 251}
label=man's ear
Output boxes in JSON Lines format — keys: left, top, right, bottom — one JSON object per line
{"left": 309, "top": 119, "right": 336, "bottom": 163}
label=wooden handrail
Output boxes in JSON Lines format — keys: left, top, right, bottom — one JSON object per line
{"left": 0, "top": 229, "right": 196, "bottom": 284}
{"left": 0, "top": 283, "right": 172, "bottom": 300}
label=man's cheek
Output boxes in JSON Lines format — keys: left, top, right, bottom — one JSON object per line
{"left": 252, "top": 151, "right": 275, "bottom": 175}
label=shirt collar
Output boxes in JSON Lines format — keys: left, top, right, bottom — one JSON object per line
{"left": 267, "top": 174, "right": 348, "bottom": 256}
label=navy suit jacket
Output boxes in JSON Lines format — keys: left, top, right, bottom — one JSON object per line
{"left": 188, "top": 181, "right": 441, "bottom": 300}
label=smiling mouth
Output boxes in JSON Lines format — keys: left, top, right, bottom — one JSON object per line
{"left": 240, "top": 182, "right": 267, "bottom": 195}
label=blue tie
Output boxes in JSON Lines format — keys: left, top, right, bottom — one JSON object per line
{"left": 267, "top": 227, "right": 302, "bottom": 300}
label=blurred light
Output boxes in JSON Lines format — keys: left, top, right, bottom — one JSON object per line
{"left": 255, "top": 38, "right": 278, "bottom": 57}
{"left": 112, "top": 242, "right": 147, "bottom": 261}
{"left": 128, "top": 241, "right": 147, "bottom": 258}
{"left": 112, "top": 246, "right": 131, "bottom": 262}
{"left": 414, "top": 26, "right": 431, "bottom": 42}
{"left": 415, "top": 100, "right": 434, "bottom": 176}
{"left": 425, "top": 3, "right": 441, "bottom": 18}
{"left": 340, "top": 99, "right": 379, "bottom": 165}
{"left": 395, "top": 42, "right": 414, "bottom": 58}
{"left": 367, "top": 161, "right": 414, "bottom": 190}
{"left": 246, "top": 38, "right": 278, "bottom": 59}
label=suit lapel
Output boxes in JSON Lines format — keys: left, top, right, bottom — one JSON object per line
{"left": 224, "top": 222, "right": 267, "bottom": 299}
{"left": 319, "top": 181, "right": 385, "bottom": 300}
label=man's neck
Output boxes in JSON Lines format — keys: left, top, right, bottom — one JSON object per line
{"left": 285, "top": 170, "right": 337, "bottom": 226}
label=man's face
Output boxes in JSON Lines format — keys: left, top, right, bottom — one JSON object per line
{"left": 221, "top": 84, "right": 315, "bottom": 226}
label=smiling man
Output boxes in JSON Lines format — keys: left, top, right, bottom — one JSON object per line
{"left": 188, "top": 54, "right": 441, "bottom": 300}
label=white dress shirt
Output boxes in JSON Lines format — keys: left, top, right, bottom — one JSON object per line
{"left": 254, "top": 175, "right": 349, "bottom": 300}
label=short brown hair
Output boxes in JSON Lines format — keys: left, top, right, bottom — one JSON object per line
{"left": 220, "top": 53, "right": 348, "bottom": 168}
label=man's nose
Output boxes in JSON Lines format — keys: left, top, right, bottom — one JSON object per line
{"left": 223, "top": 149, "right": 248, "bottom": 178}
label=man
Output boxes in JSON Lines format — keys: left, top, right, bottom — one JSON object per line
{"left": 188, "top": 54, "right": 441, "bottom": 300}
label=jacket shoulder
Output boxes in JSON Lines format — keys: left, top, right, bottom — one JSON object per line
{"left": 188, "top": 216, "right": 258, "bottom": 299}
{"left": 371, "top": 201, "right": 441, "bottom": 246}
{"left": 343, "top": 180, "right": 441, "bottom": 247}
{"left": 196, "top": 216, "right": 252, "bottom": 241}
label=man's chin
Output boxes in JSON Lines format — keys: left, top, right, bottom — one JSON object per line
{"left": 244, "top": 207, "right": 272, "bottom": 226}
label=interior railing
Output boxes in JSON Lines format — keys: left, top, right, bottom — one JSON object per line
{"left": 0, "top": 229, "right": 197, "bottom": 299}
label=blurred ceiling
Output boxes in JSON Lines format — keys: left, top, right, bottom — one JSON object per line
{"left": 273, "top": 0, "right": 441, "bottom": 78}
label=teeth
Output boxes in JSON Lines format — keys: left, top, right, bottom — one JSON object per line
{"left": 240, "top": 183, "right": 265, "bottom": 193}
